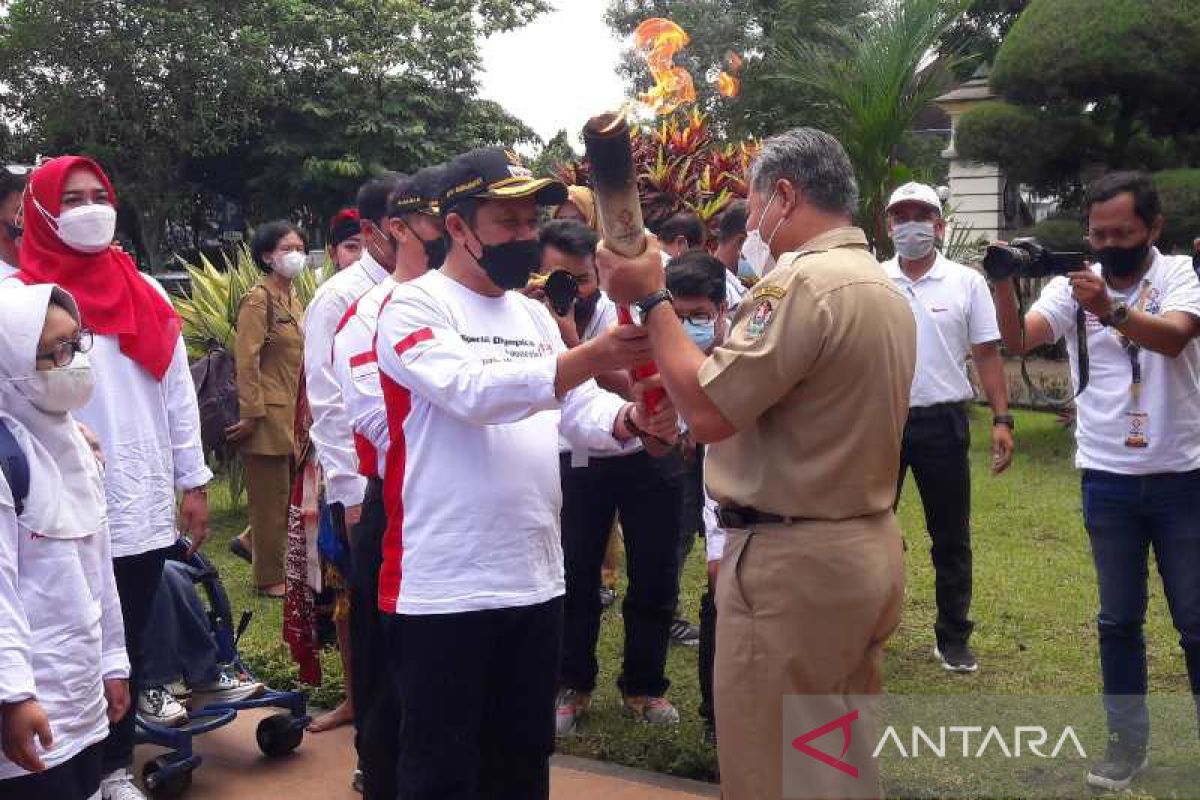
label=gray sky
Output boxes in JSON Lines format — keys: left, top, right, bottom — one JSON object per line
{"left": 479, "top": 1, "right": 628, "bottom": 150}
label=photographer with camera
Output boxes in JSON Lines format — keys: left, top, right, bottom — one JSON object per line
{"left": 883, "top": 182, "right": 1013, "bottom": 676}
{"left": 990, "top": 171, "right": 1200, "bottom": 793}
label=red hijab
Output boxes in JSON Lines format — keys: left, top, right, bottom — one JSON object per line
{"left": 17, "top": 156, "right": 180, "bottom": 381}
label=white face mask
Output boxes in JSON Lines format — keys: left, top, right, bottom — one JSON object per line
{"left": 35, "top": 199, "right": 118, "bottom": 254}
{"left": 274, "top": 250, "right": 308, "bottom": 278}
{"left": 17, "top": 352, "right": 96, "bottom": 414}
{"left": 891, "top": 220, "right": 937, "bottom": 261}
{"left": 741, "top": 189, "right": 786, "bottom": 277}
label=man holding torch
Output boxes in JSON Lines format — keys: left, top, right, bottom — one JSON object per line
{"left": 595, "top": 127, "right": 917, "bottom": 800}
{"left": 373, "top": 146, "right": 677, "bottom": 800}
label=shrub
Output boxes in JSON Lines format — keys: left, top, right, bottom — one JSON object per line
{"left": 1152, "top": 168, "right": 1200, "bottom": 254}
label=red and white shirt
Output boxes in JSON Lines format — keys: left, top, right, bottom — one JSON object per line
{"left": 331, "top": 278, "right": 401, "bottom": 480}
{"left": 375, "top": 269, "right": 628, "bottom": 615}
{"left": 303, "top": 254, "right": 389, "bottom": 507}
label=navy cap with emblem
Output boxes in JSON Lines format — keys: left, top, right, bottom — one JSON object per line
{"left": 439, "top": 146, "right": 568, "bottom": 215}
{"left": 389, "top": 164, "right": 447, "bottom": 217}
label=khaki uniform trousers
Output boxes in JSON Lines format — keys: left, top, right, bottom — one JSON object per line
{"left": 242, "top": 453, "right": 292, "bottom": 588}
{"left": 714, "top": 511, "right": 905, "bottom": 800}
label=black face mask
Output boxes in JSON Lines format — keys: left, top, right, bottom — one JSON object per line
{"left": 466, "top": 228, "right": 540, "bottom": 291}
{"left": 574, "top": 289, "right": 600, "bottom": 327}
{"left": 1098, "top": 240, "right": 1151, "bottom": 279}
{"left": 422, "top": 234, "right": 448, "bottom": 270}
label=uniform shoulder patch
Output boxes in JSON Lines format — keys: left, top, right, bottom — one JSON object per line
{"left": 745, "top": 298, "right": 776, "bottom": 339}
{"left": 753, "top": 284, "right": 787, "bottom": 301}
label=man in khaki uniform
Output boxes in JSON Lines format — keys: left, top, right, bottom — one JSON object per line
{"left": 598, "top": 128, "right": 916, "bottom": 800}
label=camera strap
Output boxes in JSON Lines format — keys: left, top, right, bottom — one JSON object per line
{"left": 1015, "top": 278, "right": 1089, "bottom": 407}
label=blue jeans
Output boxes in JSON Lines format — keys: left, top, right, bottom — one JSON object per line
{"left": 1081, "top": 469, "right": 1200, "bottom": 746}
{"left": 142, "top": 560, "right": 222, "bottom": 688}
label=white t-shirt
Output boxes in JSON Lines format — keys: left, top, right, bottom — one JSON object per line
{"left": 332, "top": 278, "right": 402, "bottom": 479}
{"left": 0, "top": 259, "right": 16, "bottom": 281}
{"left": 1031, "top": 248, "right": 1200, "bottom": 474}
{"left": 883, "top": 253, "right": 1000, "bottom": 408}
{"left": 724, "top": 269, "right": 747, "bottom": 311}
{"left": 374, "top": 270, "right": 627, "bottom": 615}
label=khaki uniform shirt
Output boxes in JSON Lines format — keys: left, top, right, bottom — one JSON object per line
{"left": 699, "top": 227, "right": 916, "bottom": 520}
{"left": 235, "top": 283, "right": 305, "bottom": 457}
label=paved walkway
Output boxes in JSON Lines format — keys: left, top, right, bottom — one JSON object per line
{"left": 134, "top": 708, "right": 718, "bottom": 799}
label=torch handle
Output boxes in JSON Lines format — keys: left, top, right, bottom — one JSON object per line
{"left": 615, "top": 305, "right": 666, "bottom": 414}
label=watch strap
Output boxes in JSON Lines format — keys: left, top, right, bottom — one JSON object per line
{"left": 634, "top": 289, "right": 673, "bottom": 321}
{"left": 993, "top": 414, "right": 1015, "bottom": 430}
{"left": 1100, "top": 302, "right": 1129, "bottom": 328}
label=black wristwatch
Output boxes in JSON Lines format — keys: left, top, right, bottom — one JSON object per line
{"left": 1099, "top": 302, "right": 1130, "bottom": 328}
{"left": 632, "top": 289, "right": 673, "bottom": 324}
{"left": 993, "top": 414, "right": 1015, "bottom": 430}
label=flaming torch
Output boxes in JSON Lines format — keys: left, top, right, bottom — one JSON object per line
{"left": 583, "top": 18, "right": 698, "bottom": 412}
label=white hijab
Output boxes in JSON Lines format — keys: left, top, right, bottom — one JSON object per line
{"left": 0, "top": 284, "right": 106, "bottom": 539}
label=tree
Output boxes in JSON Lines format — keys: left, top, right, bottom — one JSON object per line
{"left": 532, "top": 131, "right": 579, "bottom": 178}
{"left": 0, "top": 1, "right": 278, "bottom": 268}
{"left": 767, "top": 0, "right": 971, "bottom": 250}
{"left": 0, "top": 0, "right": 548, "bottom": 267}
{"left": 956, "top": 0, "right": 1200, "bottom": 190}
{"left": 938, "top": 0, "right": 1028, "bottom": 78}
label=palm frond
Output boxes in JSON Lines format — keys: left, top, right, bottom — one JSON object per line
{"left": 766, "top": 0, "right": 973, "bottom": 249}
{"left": 174, "top": 243, "right": 325, "bottom": 356}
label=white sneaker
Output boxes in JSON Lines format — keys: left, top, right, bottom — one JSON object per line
{"left": 137, "top": 686, "right": 188, "bottom": 727}
{"left": 163, "top": 679, "right": 192, "bottom": 705}
{"left": 191, "top": 668, "right": 265, "bottom": 705}
{"left": 100, "top": 769, "right": 148, "bottom": 800}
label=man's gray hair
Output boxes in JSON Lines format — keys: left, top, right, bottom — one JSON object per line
{"left": 749, "top": 128, "right": 859, "bottom": 217}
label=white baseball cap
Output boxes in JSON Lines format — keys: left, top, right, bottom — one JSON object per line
{"left": 886, "top": 182, "right": 942, "bottom": 215}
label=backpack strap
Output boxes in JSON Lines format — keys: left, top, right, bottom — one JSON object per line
{"left": 238, "top": 284, "right": 277, "bottom": 345}
{"left": 0, "top": 420, "right": 30, "bottom": 518}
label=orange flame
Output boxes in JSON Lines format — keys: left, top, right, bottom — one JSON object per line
{"left": 710, "top": 50, "right": 743, "bottom": 99}
{"left": 714, "top": 72, "right": 741, "bottom": 98}
{"left": 633, "top": 18, "right": 696, "bottom": 116}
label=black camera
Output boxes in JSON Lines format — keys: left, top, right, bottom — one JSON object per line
{"left": 981, "top": 238, "right": 1088, "bottom": 281}
{"left": 529, "top": 269, "right": 580, "bottom": 316}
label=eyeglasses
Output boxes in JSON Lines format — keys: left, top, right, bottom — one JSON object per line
{"left": 676, "top": 311, "right": 717, "bottom": 326}
{"left": 35, "top": 329, "right": 94, "bottom": 368}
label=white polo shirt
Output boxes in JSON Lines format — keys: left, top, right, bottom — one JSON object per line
{"left": 1031, "top": 248, "right": 1200, "bottom": 475}
{"left": 883, "top": 252, "right": 1000, "bottom": 408}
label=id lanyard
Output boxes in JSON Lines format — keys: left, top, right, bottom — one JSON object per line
{"left": 1120, "top": 279, "right": 1151, "bottom": 448}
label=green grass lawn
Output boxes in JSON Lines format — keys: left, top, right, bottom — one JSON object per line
{"left": 202, "top": 406, "right": 1197, "bottom": 797}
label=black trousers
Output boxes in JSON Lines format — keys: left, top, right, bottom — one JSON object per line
{"left": 896, "top": 403, "right": 974, "bottom": 647}
{"left": 347, "top": 481, "right": 400, "bottom": 800}
{"left": 559, "top": 450, "right": 683, "bottom": 697}
{"left": 698, "top": 577, "right": 717, "bottom": 728}
{"left": 0, "top": 741, "right": 103, "bottom": 800}
{"left": 384, "top": 597, "right": 563, "bottom": 800}
{"left": 103, "top": 545, "right": 170, "bottom": 773}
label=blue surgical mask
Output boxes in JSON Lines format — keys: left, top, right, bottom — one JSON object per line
{"left": 683, "top": 318, "right": 716, "bottom": 352}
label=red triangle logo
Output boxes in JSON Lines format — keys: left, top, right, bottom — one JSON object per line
{"left": 791, "top": 709, "right": 860, "bottom": 778}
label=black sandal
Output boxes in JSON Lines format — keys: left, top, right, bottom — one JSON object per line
{"left": 228, "top": 537, "right": 252, "bottom": 564}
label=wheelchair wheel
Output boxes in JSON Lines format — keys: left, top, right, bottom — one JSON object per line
{"left": 142, "top": 754, "right": 193, "bottom": 798}
{"left": 256, "top": 711, "right": 304, "bottom": 757}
